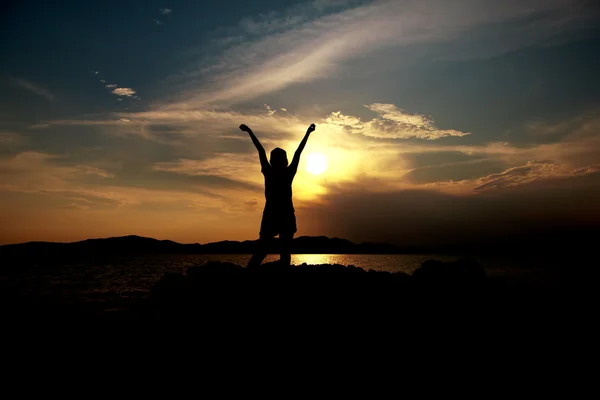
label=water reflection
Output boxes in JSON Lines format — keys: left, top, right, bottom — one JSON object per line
{"left": 290, "top": 254, "right": 337, "bottom": 266}
{"left": 262, "top": 254, "right": 458, "bottom": 274}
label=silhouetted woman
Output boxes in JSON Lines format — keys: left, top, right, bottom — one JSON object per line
{"left": 240, "top": 123, "right": 316, "bottom": 267}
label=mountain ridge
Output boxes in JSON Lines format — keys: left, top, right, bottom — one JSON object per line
{"left": 0, "top": 235, "right": 408, "bottom": 263}
{"left": 3, "top": 226, "right": 597, "bottom": 261}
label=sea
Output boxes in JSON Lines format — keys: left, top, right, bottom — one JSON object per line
{"left": 2, "top": 254, "right": 560, "bottom": 311}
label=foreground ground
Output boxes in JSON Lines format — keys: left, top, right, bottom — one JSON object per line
{"left": 0, "top": 258, "right": 562, "bottom": 329}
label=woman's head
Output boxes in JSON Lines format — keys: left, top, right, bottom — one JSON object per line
{"left": 270, "top": 147, "right": 288, "bottom": 168}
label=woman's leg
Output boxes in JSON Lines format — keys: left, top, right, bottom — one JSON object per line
{"left": 247, "top": 233, "right": 273, "bottom": 268}
{"left": 279, "top": 232, "right": 293, "bottom": 267}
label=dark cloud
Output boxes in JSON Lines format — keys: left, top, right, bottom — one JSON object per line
{"left": 299, "top": 172, "right": 600, "bottom": 250}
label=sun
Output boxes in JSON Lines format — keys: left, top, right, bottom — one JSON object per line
{"left": 306, "top": 152, "right": 328, "bottom": 175}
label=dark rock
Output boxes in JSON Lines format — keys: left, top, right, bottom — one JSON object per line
{"left": 187, "top": 261, "right": 242, "bottom": 281}
{"left": 149, "top": 272, "right": 190, "bottom": 305}
{"left": 412, "top": 258, "right": 486, "bottom": 286}
{"left": 139, "top": 259, "right": 517, "bottom": 327}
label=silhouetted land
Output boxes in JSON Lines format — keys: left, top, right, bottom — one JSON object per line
{"left": 2, "top": 229, "right": 596, "bottom": 265}
{"left": 0, "top": 234, "right": 579, "bottom": 330}
{"left": 0, "top": 235, "right": 407, "bottom": 264}
{"left": 142, "top": 259, "right": 560, "bottom": 327}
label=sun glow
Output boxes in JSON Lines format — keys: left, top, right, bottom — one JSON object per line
{"left": 306, "top": 152, "right": 328, "bottom": 175}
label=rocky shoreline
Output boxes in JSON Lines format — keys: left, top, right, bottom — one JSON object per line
{"left": 142, "top": 258, "right": 559, "bottom": 325}
{"left": 1, "top": 258, "right": 561, "bottom": 326}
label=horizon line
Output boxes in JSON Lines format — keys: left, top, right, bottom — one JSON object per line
{"left": 0, "top": 234, "right": 385, "bottom": 247}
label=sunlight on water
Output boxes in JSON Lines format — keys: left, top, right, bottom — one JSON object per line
{"left": 161, "top": 253, "right": 458, "bottom": 274}
{"left": 290, "top": 254, "right": 335, "bottom": 266}
{"left": 262, "top": 253, "right": 459, "bottom": 274}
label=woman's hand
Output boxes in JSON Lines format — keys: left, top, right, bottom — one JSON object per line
{"left": 239, "top": 124, "right": 251, "bottom": 133}
{"left": 307, "top": 123, "right": 316, "bottom": 134}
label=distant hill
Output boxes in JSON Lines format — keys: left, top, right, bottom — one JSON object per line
{"left": 3, "top": 225, "right": 598, "bottom": 265}
{"left": 0, "top": 235, "right": 408, "bottom": 264}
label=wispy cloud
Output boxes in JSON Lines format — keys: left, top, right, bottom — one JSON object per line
{"left": 56, "top": 100, "right": 467, "bottom": 141}
{"left": 232, "top": 0, "right": 355, "bottom": 37}
{"left": 264, "top": 104, "right": 277, "bottom": 116}
{"left": 153, "top": 153, "right": 262, "bottom": 185}
{"left": 42, "top": 96, "right": 600, "bottom": 201}
{"left": 112, "top": 87, "right": 136, "bottom": 97}
{"left": 0, "top": 131, "right": 26, "bottom": 148}
{"left": 164, "top": 0, "right": 590, "bottom": 107}
{"left": 0, "top": 150, "right": 262, "bottom": 224}
{"left": 29, "top": 123, "right": 50, "bottom": 129}
{"left": 93, "top": 75, "right": 137, "bottom": 99}
{"left": 12, "top": 78, "right": 54, "bottom": 101}
{"left": 74, "top": 165, "right": 115, "bottom": 179}
{"left": 474, "top": 161, "right": 599, "bottom": 191}
{"left": 327, "top": 104, "right": 470, "bottom": 140}
{"left": 160, "top": 8, "right": 172, "bottom": 15}
{"left": 0, "top": 152, "right": 115, "bottom": 199}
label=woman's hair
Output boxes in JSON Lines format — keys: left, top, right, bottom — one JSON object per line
{"left": 270, "top": 147, "right": 288, "bottom": 168}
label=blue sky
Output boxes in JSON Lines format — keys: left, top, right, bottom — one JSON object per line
{"left": 1, "top": 0, "right": 600, "bottom": 244}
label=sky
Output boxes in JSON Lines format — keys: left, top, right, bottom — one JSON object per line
{"left": 1, "top": 0, "right": 600, "bottom": 245}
